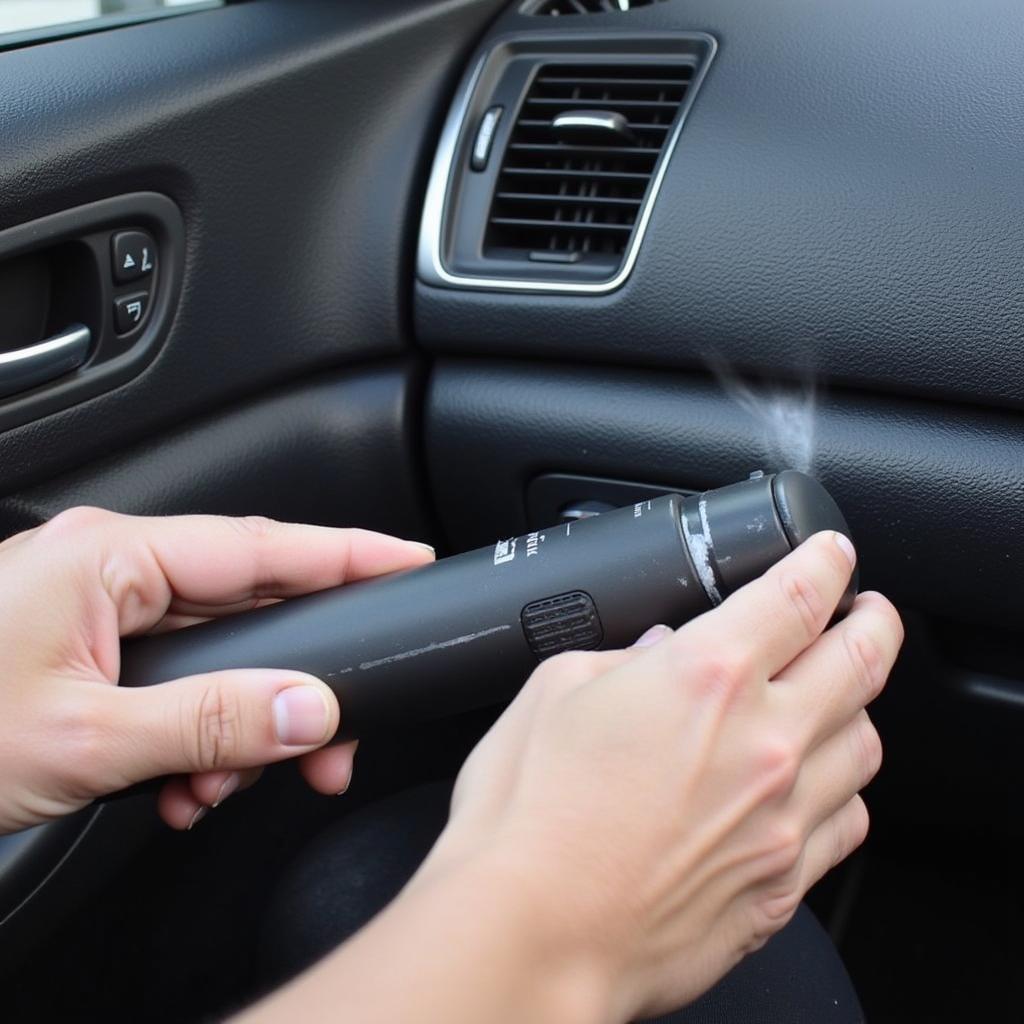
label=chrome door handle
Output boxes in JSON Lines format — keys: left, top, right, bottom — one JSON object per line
{"left": 0, "top": 324, "right": 91, "bottom": 400}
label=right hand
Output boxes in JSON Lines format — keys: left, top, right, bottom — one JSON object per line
{"left": 416, "top": 531, "right": 902, "bottom": 1021}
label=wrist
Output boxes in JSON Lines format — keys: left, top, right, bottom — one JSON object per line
{"left": 244, "top": 829, "right": 634, "bottom": 1024}
{"left": 406, "top": 835, "right": 627, "bottom": 1024}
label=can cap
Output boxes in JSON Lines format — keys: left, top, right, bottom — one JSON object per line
{"left": 772, "top": 470, "right": 858, "bottom": 617}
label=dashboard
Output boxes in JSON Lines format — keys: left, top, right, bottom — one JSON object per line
{"left": 417, "top": 0, "right": 1024, "bottom": 635}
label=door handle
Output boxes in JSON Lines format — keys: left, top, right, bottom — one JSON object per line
{"left": 0, "top": 324, "right": 91, "bottom": 400}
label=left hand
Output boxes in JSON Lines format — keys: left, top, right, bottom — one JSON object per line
{"left": 0, "top": 508, "right": 433, "bottom": 833}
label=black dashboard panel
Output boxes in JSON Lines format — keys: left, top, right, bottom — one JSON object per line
{"left": 417, "top": 0, "right": 1024, "bottom": 412}
{"left": 427, "top": 359, "right": 1024, "bottom": 632}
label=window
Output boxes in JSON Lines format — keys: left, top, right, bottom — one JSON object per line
{"left": 0, "top": 1, "right": 222, "bottom": 47}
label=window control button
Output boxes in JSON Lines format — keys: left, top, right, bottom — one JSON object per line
{"left": 112, "top": 231, "right": 156, "bottom": 283}
{"left": 114, "top": 292, "right": 150, "bottom": 334}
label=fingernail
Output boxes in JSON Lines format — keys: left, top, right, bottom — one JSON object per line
{"left": 833, "top": 532, "right": 857, "bottom": 568}
{"left": 633, "top": 624, "right": 673, "bottom": 648}
{"left": 187, "top": 806, "right": 208, "bottom": 831}
{"left": 273, "top": 685, "right": 332, "bottom": 746}
{"left": 337, "top": 741, "right": 358, "bottom": 795}
{"left": 213, "top": 772, "right": 240, "bottom": 808}
{"left": 409, "top": 541, "right": 436, "bottom": 556}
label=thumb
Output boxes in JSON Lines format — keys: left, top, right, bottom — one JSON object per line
{"left": 93, "top": 670, "right": 340, "bottom": 787}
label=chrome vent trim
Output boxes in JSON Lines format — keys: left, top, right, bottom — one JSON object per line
{"left": 417, "top": 33, "right": 717, "bottom": 295}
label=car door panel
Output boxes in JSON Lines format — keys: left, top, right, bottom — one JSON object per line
{"left": 0, "top": 0, "right": 506, "bottom": 493}
{"left": 0, "top": 364, "right": 431, "bottom": 539}
{"left": 0, "top": 0, "right": 503, "bottom": 989}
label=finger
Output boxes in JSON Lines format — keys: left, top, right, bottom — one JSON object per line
{"left": 790, "top": 711, "right": 882, "bottom": 833}
{"left": 799, "top": 795, "right": 870, "bottom": 891}
{"left": 155, "top": 522, "right": 434, "bottom": 612}
{"left": 0, "top": 522, "right": 42, "bottom": 553}
{"left": 237, "top": 766, "right": 263, "bottom": 792}
{"left": 150, "top": 613, "right": 213, "bottom": 634}
{"left": 299, "top": 741, "right": 359, "bottom": 795}
{"left": 151, "top": 600, "right": 280, "bottom": 634}
{"left": 159, "top": 765, "right": 262, "bottom": 828}
{"left": 90, "top": 669, "right": 339, "bottom": 788}
{"left": 72, "top": 508, "right": 434, "bottom": 634}
{"left": 157, "top": 776, "right": 206, "bottom": 831}
{"left": 632, "top": 624, "right": 674, "bottom": 649}
{"left": 776, "top": 591, "right": 903, "bottom": 751}
{"left": 188, "top": 766, "right": 263, "bottom": 808}
{"left": 675, "top": 531, "right": 857, "bottom": 679}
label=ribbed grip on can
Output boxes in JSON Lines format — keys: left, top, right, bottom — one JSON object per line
{"left": 521, "top": 590, "right": 604, "bottom": 659}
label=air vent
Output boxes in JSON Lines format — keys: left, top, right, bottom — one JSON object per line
{"left": 417, "top": 32, "right": 716, "bottom": 293}
{"left": 484, "top": 62, "right": 692, "bottom": 265}
{"left": 525, "top": 0, "right": 666, "bottom": 14}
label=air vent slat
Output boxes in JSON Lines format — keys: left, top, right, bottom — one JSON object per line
{"left": 492, "top": 218, "right": 634, "bottom": 232}
{"left": 501, "top": 167, "right": 651, "bottom": 181}
{"left": 525, "top": 97, "right": 681, "bottom": 110}
{"left": 524, "top": 0, "right": 668, "bottom": 15}
{"left": 509, "top": 143, "right": 661, "bottom": 155}
{"left": 536, "top": 75, "right": 689, "bottom": 86}
{"left": 485, "top": 59, "right": 692, "bottom": 262}
{"left": 515, "top": 118, "right": 671, "bottom": 131}
{"left": 497, "top": 192, "right": 643, "bottom": 207}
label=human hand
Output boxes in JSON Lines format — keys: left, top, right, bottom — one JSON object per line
{"left": 416, "top": 531, "right": 901, "bottom": 1021}
{"left": 0, "top": 508, "right": 433, "bottom": 834}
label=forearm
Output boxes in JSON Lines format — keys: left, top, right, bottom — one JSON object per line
{"left": 239, "top": 852, "right": 616, "bottom": 1024}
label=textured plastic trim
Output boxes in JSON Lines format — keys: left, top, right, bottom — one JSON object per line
{"left": 417, "top": 31, "right": 717, "bottom": 295}
{"left": 0, "top": 193, "right": 184, "bottom": 432}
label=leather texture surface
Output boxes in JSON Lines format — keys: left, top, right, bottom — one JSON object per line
{"left": 427, "top": 359, "right": 1024, "bottom": 630}
{"left": 0, "top": 364, "right": 434, "bottom": 544}
{"left": 0, "top": 0, "right": 505, "bottom": 494}
{"left": 417, "top": 0, "right": 1024, "bottom": 412}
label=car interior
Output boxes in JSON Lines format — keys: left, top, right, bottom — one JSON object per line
{"left": 1, "top": 1, "right": 1022, "bottom": 1020}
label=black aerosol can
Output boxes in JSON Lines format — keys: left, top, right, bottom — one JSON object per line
{"left": 120, "top": 470, "right": 856, "bottom": 741}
